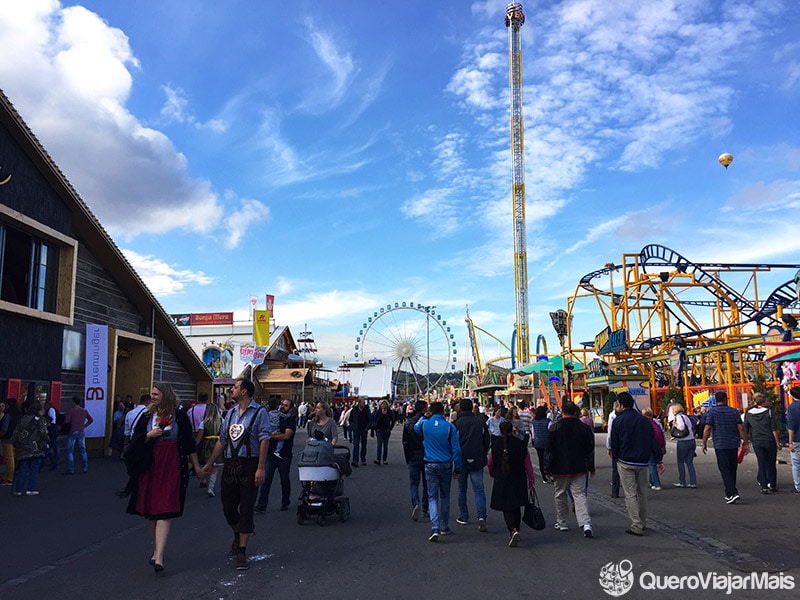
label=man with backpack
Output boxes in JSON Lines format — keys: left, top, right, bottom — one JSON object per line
{"left": 414, "top": 401, "right": 462, "bottom": 542}
{"left": 403, "top": 400, "right": 429, "bottom": 521}
{"left": 454, "top": 398, "right": 490, "bottom": 532}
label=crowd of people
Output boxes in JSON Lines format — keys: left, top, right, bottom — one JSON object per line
{"left": 3, "top": 380, "right": 800, "bottom": 575}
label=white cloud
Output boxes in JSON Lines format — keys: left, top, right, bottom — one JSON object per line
{"left": 302, "top": 19, "right": 356, "bottom": 110}
{"left": 0, "top": 3, "right": 234, "bottom": 239}
{"left": 121, "top": 249, "right": 213, "bottom": 296}
{"left": 223, "top": 196, "right": 271, "bottom": 249}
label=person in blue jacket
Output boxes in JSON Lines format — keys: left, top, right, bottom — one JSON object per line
{"left": 415, "top": 401, "right": 462, "bottom": 542}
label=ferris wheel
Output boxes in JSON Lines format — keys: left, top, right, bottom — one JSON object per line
{"left": 355, "top": 302, "right": 458, "bottom": 393}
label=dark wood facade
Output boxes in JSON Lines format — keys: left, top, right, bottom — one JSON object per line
{"left": 0, "top": 89, "right": 212, "bottom": 450}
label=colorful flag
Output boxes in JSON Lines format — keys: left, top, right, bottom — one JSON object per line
{"left": 253, "top": 310, "right": 271, "bottom": 346}
{"left": 249, "top": 295, "right": 258, "bottom": 318}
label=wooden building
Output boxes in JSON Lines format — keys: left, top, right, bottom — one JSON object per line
{"left": 0, "top": 89, "right": 212, "bottom": 454}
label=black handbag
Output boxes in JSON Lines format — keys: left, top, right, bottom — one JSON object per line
{"left": 522, "top": 488, "right": 546, "bottom": 530}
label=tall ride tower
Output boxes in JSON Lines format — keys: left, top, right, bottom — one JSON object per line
{"left": 505, "top": 2, "right": 530, "bottom": 367}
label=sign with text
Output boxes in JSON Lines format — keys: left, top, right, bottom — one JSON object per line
{"left": 84, "top": 324, "right": 108, "bottom": 438}
{"left": 240, "top": 343, "right": 255, "bottom": 363}
{"left": 594, "top": 327, "right": 628, "bottom": 355}
{"left": 252, "top": 346, "right": 268, "bottom": 366}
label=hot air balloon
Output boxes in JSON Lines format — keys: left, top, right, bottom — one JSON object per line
{"left": 718, "top": 153, "right": 733, "bottom": 169}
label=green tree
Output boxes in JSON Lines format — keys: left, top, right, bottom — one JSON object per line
{"left": 661, "top": 387, "right": 684, "bottom": 414}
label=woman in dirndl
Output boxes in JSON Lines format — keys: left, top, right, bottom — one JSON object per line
{"left": 126, "top": 382, "right": 204, "bottom": 573}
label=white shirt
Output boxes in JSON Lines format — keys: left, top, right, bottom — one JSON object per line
{"left": 124, "top": 404, "right": 147, "bottom": 437}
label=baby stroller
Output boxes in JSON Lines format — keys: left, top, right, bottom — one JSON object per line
{"left": 296, "top": 434, "right": 352, "bottom": 526}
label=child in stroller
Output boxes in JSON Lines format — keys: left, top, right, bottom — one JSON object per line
{"left": 296, "top": 430, "right": 352, "bottom": 525}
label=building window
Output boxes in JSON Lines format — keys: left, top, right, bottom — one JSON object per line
{"left": 0, "top": 222, "right": 59, "bottom": 312}
{"left": 0, "top": 205, "right": 76, "bottom": 325}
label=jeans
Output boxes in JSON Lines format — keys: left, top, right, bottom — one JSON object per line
{"left": 610, "top": 458, "right": 620, "bottom": 496}
{"left": 647, "top": 457, "right": 662, "bottom": 488}
{"left": 714, "top": 448, "right": 739, "bottom": 497}
{"left": 752, "top": 441, "right": 777, "bottom": 490}
{"left": 256, "top": 453, "right": 292, "bottom": 509}
{"left": 618, "top": 462, "right": 648, "bottom": 533}
{"left": 14, "top": 457, "right": 43, "bottom": 493}
{"left": 457, "top": 468, "right": 487, "bottom": 521}
{"left": 47, "top": 426, "right": 60, "bottom": 469}
{"left": 408, "top": 459, "right": 428, "bottom": 508}
{"left": 376, "top": 430, "right": 390, "bottom": 462}
{"left": 425, "top": 462, "right": 453, "bottom": 533}
{"left": 352, "top": 429, "right": 368, "bottom": 463}
{"left": 66, "top": 431, "right": 88, "bottom": 473}
{"left": 675, "top": 439, "right": 697, "bottom": 486}
{"left": 792, "top": 447, "right": 800, "bottom": 492}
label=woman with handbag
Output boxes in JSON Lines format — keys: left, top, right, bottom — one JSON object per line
{"left": 488, "top": 420, "right": 536, "bottom": 547}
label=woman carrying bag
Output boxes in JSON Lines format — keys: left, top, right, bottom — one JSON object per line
{"left": 488, "top": 420, "right": 536, "bottom": 547}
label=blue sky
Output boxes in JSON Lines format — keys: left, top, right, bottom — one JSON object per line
{"left": 1, "top": 0, "right": 799, "bottom": 373}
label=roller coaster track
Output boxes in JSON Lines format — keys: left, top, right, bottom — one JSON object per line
{"left": 578, "top": 244, "right": 800, "bottom": 348}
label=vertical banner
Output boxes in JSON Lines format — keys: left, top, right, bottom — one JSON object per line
{"left": 266, "top": 294, "right": 275, "bottom": 317}
{"left": 249, "top": 295, "right": 258, "bottom": 318}
{"left": 84, "top": 324, "right": 108, "bottom": 438}
{"left": 253, "top": 310, "right": 271, "bottom": 346}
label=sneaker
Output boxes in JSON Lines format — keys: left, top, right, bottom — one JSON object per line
{"left": 792, "top": 489, "right": 800, "bottom": 495}
{"left": 383, "top": 461, "right": 388, "bottom": 465}
{"left": 767, "top": 485, "right": 778, "bottom": 492}
{"left": 428, "top": 532, "right": 440, "bottom": 542}
{"left": 673, "top": 483, "right": 685, "bottom": 488}
{"left": 725, "top": 494, "right": 740, "bottom": 504}
{"left": 553, "top": 523, "right": 569, "bottom": 532}
{"left": 25, "top": 491, "right": 39, "bottom": 496}
{"left": 207, "top": 490, "right": 215, "bottom": 498}
{"left": 625, "top": 528, "right": 643, "bottom": 536}
{"left": 478, "top": 517, "right": 487, "bottom": 532}
{"left": 351, "top": 462, "right": 359, "bottom": 468}
{"left": 235, "top": 553, "right": 249, "bottom": 570}
{"left": 273, "top": 450, "right": 283, "bottom": 459}
{"left": 509, "top": 529, "right": 520, "bottom": 547}
{"left": 760, "top": 488, "right": 769, "bottom": 495}
{"left": 650, "top": 485, "right": 661, "bottom": 491}
{"left": 411, "top": 505, "right": 420, "bottom": 522}
{"left": 12, "top": 492, "right": 22, "bottom": 496}
{"left": 254, "top": 505, "right": 266, "bottom": 514}
{"left": 456, "top": 518, "right": 469, "bottom": 525}
{"left": 583, "top": 525, "right": 593, "bottom": 538}
{"left": 440, "top": 529, "right": 453, "bottom": 536}
{"left": 688, "top": 484, "right": 697, "bottom": 488}
{"left": 373, "top": 460, "right": 381, "bottom": 465}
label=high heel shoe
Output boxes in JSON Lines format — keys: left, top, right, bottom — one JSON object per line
{"left": 148, "top": 558, "right": 155, "bottom": 566}
{"left": 153, "top": 563, "right": 164, "bottom": 573}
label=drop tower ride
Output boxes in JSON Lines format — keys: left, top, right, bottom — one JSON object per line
{"left": 505, "top": 2, "right": 530, "bottom": 367}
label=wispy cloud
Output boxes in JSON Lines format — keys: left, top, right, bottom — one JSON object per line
{"left": 223, "top": 195, "right": 271, "bottom": 249}
{"left": 301, "top": 18, "right": 356, "bottom": 110}
{"left": 122, "top": 249, "right": 213, "bottom": 296}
